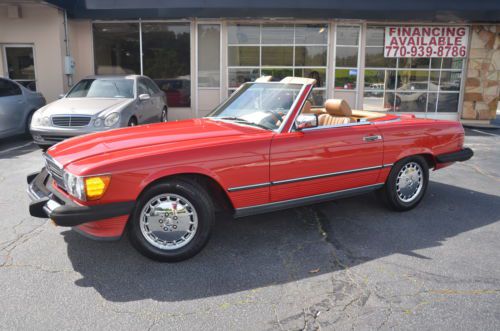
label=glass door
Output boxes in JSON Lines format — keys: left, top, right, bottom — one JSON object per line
{"left": 196, "top": 23, "right": 221, "bottom": 117}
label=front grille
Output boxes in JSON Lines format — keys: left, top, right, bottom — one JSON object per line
{"left": 52, "top": 115, "right": 91, "bottom": 127}
{"left": 44, "top": 154, "right": 65, "bottom": 189}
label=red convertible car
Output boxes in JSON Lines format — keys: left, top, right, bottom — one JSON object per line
{"left": 27, "top": 77, "right": 473, "bottom": 261}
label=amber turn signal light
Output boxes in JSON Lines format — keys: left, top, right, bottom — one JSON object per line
{"left": 84, "top": 175, "right": 111, "bottom": 200}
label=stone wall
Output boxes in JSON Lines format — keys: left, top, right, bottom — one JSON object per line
{"left": 462, "top": 25, "right": 500, "bottom": 121}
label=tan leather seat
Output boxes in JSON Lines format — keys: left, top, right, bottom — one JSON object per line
{"left": 318, "top": 99, "right": 353, "bottom": 126}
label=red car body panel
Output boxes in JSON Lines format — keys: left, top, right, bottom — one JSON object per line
{"left": 43, "top": 83, "right": 466, "bottom": 239}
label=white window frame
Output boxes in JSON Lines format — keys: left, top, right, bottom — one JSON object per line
{"left": 2, "top": 44, "right": 37, "bottom": 89}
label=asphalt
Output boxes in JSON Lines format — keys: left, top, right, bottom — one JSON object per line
{"left": 0, "top": 128, "right": 499, "bottom": 330}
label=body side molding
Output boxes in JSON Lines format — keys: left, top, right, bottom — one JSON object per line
{"left": 233, "top": 183, "right": 384, "bottom": 218}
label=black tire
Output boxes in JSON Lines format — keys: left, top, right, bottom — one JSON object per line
{"left": 161, "top": 107, "right": 168, "bottom": 122}
{"left": 128, "top": 179, "right": 215, "bottom": 262}
{"left": 128, "top": 117, "right": 138, "bottom": 127}
{"left": 380, "top": 155, "right": 429, "bottom": 211}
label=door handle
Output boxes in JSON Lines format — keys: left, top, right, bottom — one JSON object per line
{"left": 363, "top": 135, "right": 382, "bottom": 142}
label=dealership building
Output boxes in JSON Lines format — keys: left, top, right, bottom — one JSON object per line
{"left": 0, "top": 0, "right": 498, "bottom": 123}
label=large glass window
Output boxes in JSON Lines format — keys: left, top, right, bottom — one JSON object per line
{"left": 363, "top": 25, "right": 463, "bottom": 113}
{"left": 142, "top": 23, "right": 191, "bottom": 107}
{"left": 93, "top": 23, "right": 140, "bottom": 75}
{"left": 4, "top": 46, "right": 36, "bottom": 91}
{"left": 227, "top": 23, "right": 328, "bottom": 106}
{"left": 93, "top": 22, "right": 191, "bottom": 107}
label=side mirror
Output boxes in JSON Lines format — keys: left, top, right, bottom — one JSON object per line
{"left": 295, "top": 114, "right": 319, "bottom": 130}
{"left": 139, "top": 93, "right": 151, "bottom": 101}
{"left": 58, "top": 94, "right": 65, "bottom": 99}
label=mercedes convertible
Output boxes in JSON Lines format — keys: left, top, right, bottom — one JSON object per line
{"left": 27, "top": 76, "right": 473, "bottom": 261}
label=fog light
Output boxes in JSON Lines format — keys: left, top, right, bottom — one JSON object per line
{"left": 84, "top": 176, "right": 111, "bottom": 200}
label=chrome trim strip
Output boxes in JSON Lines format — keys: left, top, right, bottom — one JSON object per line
{"left": 227, "top": 182, "right": 271, "bottom": 192}
{"left": 272, "top": 165, "right": 384, "bottom": 186}
{"left": 301, "top": 121, "right": 373, "bottom": 131}
{"left": 234, "top": 183, "right": 385, "bottom": 218}
{"left": 227, "top": 164, "right": 393, "bottom": 192}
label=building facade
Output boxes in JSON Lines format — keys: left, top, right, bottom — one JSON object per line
{"left": 1, "top": 1, "right": 498, "bottom": 122}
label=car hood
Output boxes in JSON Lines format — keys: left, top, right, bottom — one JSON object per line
{"left": 38, "top": 98, "right": 131, "bottom": 116}
{"left": 48, "top": 118, "right": 268, "bottom": 168}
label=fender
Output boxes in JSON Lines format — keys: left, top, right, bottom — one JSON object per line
{"left": 138, "top": 165, "right": 230, "bottom": 200}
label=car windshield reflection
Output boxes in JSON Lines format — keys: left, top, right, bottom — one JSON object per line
{"left": 66, "top": 78, "right": 134, "bottom": 99}
{"left": 208, "top": 82, "right": 303, "bottom": 131}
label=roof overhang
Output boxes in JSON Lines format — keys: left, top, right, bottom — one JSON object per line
{"left": 46, "top": 0, "right": 500, "bottom": 23}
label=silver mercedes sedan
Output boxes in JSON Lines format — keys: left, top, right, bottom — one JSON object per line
{"left": 30, "top": 75, "right": 168, "bottom": 148}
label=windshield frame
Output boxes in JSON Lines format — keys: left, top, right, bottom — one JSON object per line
{"left": 206, "top": 82, "right": 308, "bottom": 132}
{"left": 65, "top": 77, "right": 136, "bottom": 99}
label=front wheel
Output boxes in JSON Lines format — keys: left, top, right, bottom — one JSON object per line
{"left": 161, "top": 108, "right": 168, "bottom": 122}
{"left": 128, "top": 179, "right": 215, "bottom": 262}
{"left": 380, "top": 156, "right": 429, "bottom": 211}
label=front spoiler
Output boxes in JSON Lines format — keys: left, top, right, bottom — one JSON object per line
{"left": 436, "top": 147, "right": 474, "bottom": 164}
{"left": 27, "top": 168, "right": 134, "bottom": 227}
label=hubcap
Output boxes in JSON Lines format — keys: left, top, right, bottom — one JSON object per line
{"left": 140, "top": 194, "right": 198, "bottom": 250}
{"left": 396, "top": 162, "right": 423, "bottom": 203}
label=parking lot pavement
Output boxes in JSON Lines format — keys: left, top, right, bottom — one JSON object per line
{"left": 0, "top": 129, "right": 499, "bottom": 330}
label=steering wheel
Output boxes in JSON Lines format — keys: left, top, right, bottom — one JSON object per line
{"left": 263, "top": 110, "right": 284, "bottom": 125}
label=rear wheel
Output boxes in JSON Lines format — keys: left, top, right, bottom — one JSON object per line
{"left": 128, "top": 179, "right": 215, "bottom": 262}
{"left": 380, "top": 156, "right": 429, "bottom": 211}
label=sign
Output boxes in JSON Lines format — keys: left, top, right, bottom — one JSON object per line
{"left": 384, "top": 26, "right": 468, "bottom": 58}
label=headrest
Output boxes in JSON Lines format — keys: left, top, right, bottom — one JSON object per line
{"left": 302, "top": 100, "right": 312, "bottom": 113}
{"left": 324, "top": 99, "right": 352, "bottom": 116}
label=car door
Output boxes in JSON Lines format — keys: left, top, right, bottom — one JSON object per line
{"left": 136, "top": 78, "right": 156, "bottom": 123}
{"left": 0, "top": 79, "right": 26, "bottom": 135}
{"left": 269, "top": 121, "right": 384, "bottom": 203}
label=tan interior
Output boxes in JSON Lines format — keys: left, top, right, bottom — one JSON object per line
{"left": 302, "top": 98, "right": 386, "bottom": 126}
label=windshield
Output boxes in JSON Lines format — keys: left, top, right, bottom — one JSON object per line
{"left": 66, "top": 79, "right": 134, "bottom": 98}
{"left": 208, "top": 83, "right": 303, "bottom": 130}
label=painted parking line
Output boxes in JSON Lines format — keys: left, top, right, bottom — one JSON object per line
{"left": 471, "top": 129, "right": 500, "bottom": 137}
{"left": 0, "top": 141, "right": 34, "bottom": 155}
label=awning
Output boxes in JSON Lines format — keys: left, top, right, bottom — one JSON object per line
{"left": 47, "top": 0, "right": 500, "bottom": 22}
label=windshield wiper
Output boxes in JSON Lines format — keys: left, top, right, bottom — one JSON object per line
{"left": 218, "top": 117, "right": 271, "bottom": 131}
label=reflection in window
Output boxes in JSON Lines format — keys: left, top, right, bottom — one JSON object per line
{"left": 335, "top": 69, "right": 357, "bottom": 90}
{"left": 437, "top": 93, "right": 460, "bottom": 112}
{"left": 5, "top": 47, "right": 36, "bottom": 91}
{"left": 227, "top": 23, "right": 328, "bottom": 102}
{"left": 228, "top": 46, "right": 259, "bottom": 66}
{"left": 261, "top": 47, "right": 293, "bottom": 66}
{"left": 364, "top": 25, "right": 465, "bottom": 113}
{"left": 295, "top": 46, "right": 327, "bottom": 66}
{"left": 93, "top": 23, "right": 140, "bottom": 75}
{"left": 228, "top": 68, "right": 259, "bottom": 88}
{"left": 142, "top": 23, "right": 191, "bottom": 107}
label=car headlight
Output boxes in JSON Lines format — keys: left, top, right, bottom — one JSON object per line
{"left": 94, "top": 118, "right": 103, "bottom": 127}
{"left": 42, "top": 116, "right": 50, "bottom": 126}
{"left": 31, "top": 112, "right": 50, "bottom": 127}
{"left": 104, "top": 113, "right": 120, "bottom": 127}
{"left": 63, "top": 171, "right": 111, "bottom": 201}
